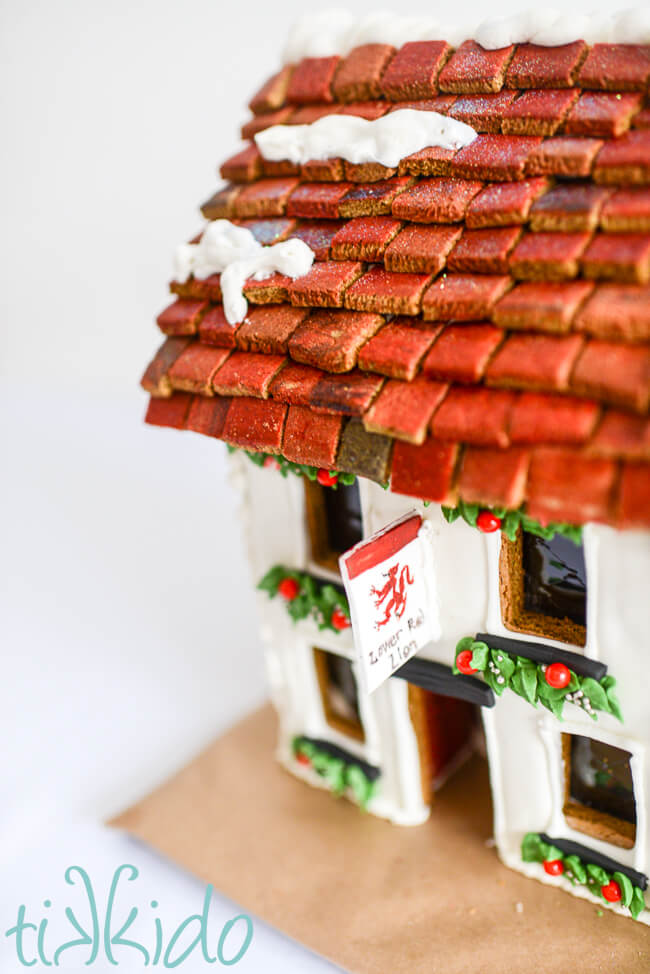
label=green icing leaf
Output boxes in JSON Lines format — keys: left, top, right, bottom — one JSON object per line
{"left": 470, "top": 642, "right": 489, "bottom": 672}
{"left": 586, "top": 863, "right": 610, "bottom": 886}
{"left": 581, "top": 677, "right": 611, "bottom": 714}
{"left": 491, "top": 648, "right": 515, "bottom": 681}
{"left": 518, "top": 659, "right": 538, "bottom": 705}
{"left": 501, "top": 510, "right": 522, "bottom": 541}
{"left": 630, "top": 886, "right": 646, "bottom": 920}
{"left": 459, "top": 501, "right": 480, "bottom": 527}
{"left": 521, "top": 833, "right": 545, "bottom": 863}
{"left": 613, "top": 872, "right": 634, "bottom": 909}
{"left": 564, "top": 855, "right": 587, "bottom": 886}
{"left": 257, "top": 565, "right": 287, "bottom": 595}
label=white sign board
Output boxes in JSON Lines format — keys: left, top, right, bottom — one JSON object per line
{"left": 339, "top": 512, "right": 440, "bottom": 694}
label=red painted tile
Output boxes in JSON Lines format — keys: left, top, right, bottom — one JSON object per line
{"left": 594, "top": 130, "right": 650, "bottom": 184}
{"left": 141, "top": 337, "right": 193, "bottom": 397}
{"left": 388, "top": 96, "right": 457, "bottom": 113}
{"left": 170, "top": 274, "right": 222, "bottom": 303}
{"left": 379, "top": 41, "right": 451, "bottom": 100}
{"left": 241, "top": 107, "right": 294, "bottom": 141}
{"left": 235, "top": 305, "right": 308, "bottom": 354}
{"left": 573, "top": 284, "right": 650, "bottom": 342}
{"left": 526, "top": 448, "right": 617, "bottom": 525}
{"left": 288, "top": 105, "right": 341, "bottom": 125}
{"left": 501, "top": 89, "right": 578, "bottom": 135}
{"left": 525, "top": 136, "right": 603, "bottom": 178}
{"left": 339, "top": 176, "right": 412, "bottom": 217}
{"left": 288, "top": 220, "right": 345, "bottom": 260}
{"left": 168, "top": 345, "right": 230, "bottom": 395}
{"left": 448, "top": 226, "right": 521, "bottom": 274}
{"left": 458, "top": 446, "right": 531, "bottom": 509}
{"left": 286, "top": 56, "right": 340, "bottom": 103}
{"left": 288, "top": 260, "right": 363, "bottom": 307}
{"left": 571, "top": 341, "right": 650, "bottom": 413}
{"left": 281, "top": 406, "right": 343, "bottom": 467}
{"left": 510, "top": 231, "right": 592, "bottom": 281}
{"left": 390, "top": 437, "right": 459, "bottom": 503}
{"left": 220, "top": 144, "right": 262, "bottom": 183}
{"left": 344, "top": 266, "right": 432, "bottom": 315}
{"left": 330, "top": 216, "right": 403, "bottom": 261}
{"left": 509, "top": 392, "right": 600, "bottom": 445}
{"left": 452, "top": 134, "right": 542, "bottom": 180}
{"left": 398, "top": 145, "right": 457, "bottom": 177}
{"left": 486, "top": 333, "right": 585, "bottom": 391}
{"left": 339, "top": 100, "right": 390, "bottom": 120}
{"left": 221, "top": 397, "right": 287, "bottom": 454}
{"left": 185, "top": 395, "right": 231, "bottom": 438}
{"left": 243, "top": 272, "right": 293, "bottom": 306}
{"left": 237, "top": 217, "right": 296, "bottom": 245}
{"left": 200, "top": 185, "right": 240, "bottom": 220}
{"left": 438, "top": 41, "right": 514, "bottom": 94}
{"left": 578, "top": 44, "right": 650, "bottom": 91}
{"left": 505, "top": 41, "right": 587, "bottom": 88}
{"left": 364, "top": 376, "right": 448, "bottom": 444}
{"left": 249, "top": 65, "right": 293, "bottom": 113}
{"left": 422, "top": 274, "right": 511, "bottom": 321}
{"left": 529, "top": 183, "right": 611, "bottom": 232}
{"left": 232, "top": 178, "right": 300, "bottom": 218}
{"left": 212, "top": 351, "right": 286, "bottom": 398}
{"left": 357, "top": 319, "right": 441, "bottom": 380}
{"left": 588, "top": 411, "right": 650, "bottom": 460}
{"left": 145, "top": 393, "right": 193, "bottom": 430}
{"left": 392, "top": 178, "right": 483, "bottom": 223}
{"left": 287, "top": 182, "right": 354, "bottom": 220}
{"left": 431, "top": 386, "right": 515, "bottom": 447}
{"left": 156, "top": 298, "right": 207, "bottom": 336}
{"left": 332, "top": 44, "right": 396, "bottom": 102}
{"left": 383, "top": 224, "right": 461, "bottom": 273}
{"left": 343, "top": 160, "right": 396, "bottom": 182}
{"left": 268, "top": 362, "right": 324, "bottom": 406}
{"left": 565, "top": 92, "right": 643, "bottom": 138}
{"left": 493, "top": 281, "right": 594, "bottom": 334}
{"left": 448, "top": 91, "right": 518, "bottom": 132}
{"left": 581, "top": 233, "right": 650, "bottom": 285}
{"left": 466, "top": 177, "right": 548, "bottom": 228}
{"left": 300, "top": 157, "right": 345, "bottom": 181}
{"left": 310, "top": 369, "right": 384, "bottom": 416}
{"left": 633, "top": 106, "right": 650, "bottom": 129}
{"left": 422, "top": 323, "right": 504, "bottom": 383}
{"left": 600, "top": 187, "right": 650, "bottom": 231}
{"left": 617, "top": 463, "right": 650, "bottom": 528}
{"left": 197, "top": 306, "right": 238, "bottom": 348}
{"left": 288, "top": 309, "right": 383, "bottom": 373}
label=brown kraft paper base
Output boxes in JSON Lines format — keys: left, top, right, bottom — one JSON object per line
{"left": 112, "top": 705, "right": 649, "bottom": 973}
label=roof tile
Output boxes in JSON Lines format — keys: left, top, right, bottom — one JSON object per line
{"left": 505, "top": 41, "right": 587, "bottom": 89}
{"left": 390, "top": 437, "right": 459, "bottom": 503}
{"left": 145, "top": 393, "right": 193, "bottom": 430}
{"left": 501, "top": 88, "right": 578, "bottom": 136}
{"left": 422, "top": 273, "right": 511, "bottom": 321}
{"left": 364, "top": 376, "right": 448, "bottom": 444}
{"left": 288, "top": 105, "right": 341, "bottom": 125}
{"left": 578, "top": 44, "right": 650, "bottom": 92}
{"left": 392, "top": 177, "right": 483, "bottom": 223}
{"left": 220, "top": 144, "right": 262, "bottom": 183}
{"left": 310, "top": 369, "right": 384, "bottom": 416}
{"left": 452, "top": 134, "right": 542, "bottom": 180}
{"left": 287, "top": 182, "right": 354, "bottom": 219}
{"left": 200, "top": 184, "right": 240, "bottom": 220}
{"left": 383, "top": 224, "right": 461, "bottom": 273}
{"left": 486, "top": 332, "right": 585, "bottom": 391}
{"left": 571, "top": 341, "right": 650, "bottom": 412}
{"left": 168, "top": 344, "right": 231, "bottom": 395}
{"left": 335, "top": 417, "right": 393, "bottom": 483}
{"left": 249, "top": 65, "right": 293, "bottom": 113}
{"left": 261, "top": 156, "right": 302, "bottom": 180}
{"left": 438, "top": 40, "right": 515, "bottom": 94}
{"left": 379, "top": 41, "right": 451, "bottom": 100}
{"left": 526, "top": 448, "right": 617, "bottom": 524}
{"left": 581, "top": 233, "right": 650, "bottom": 285}
{"left": 593, "top": 130, "right": 650, "bottom": 184}
{"left": 243, "top": 272, "right": 291, "bottom": 305}
{"left": 156, "top": 298, "right": 207, "bottom": 336}
{"left": 198, "top": 306, "right": 238, "bottom": 347}
{"left": 358, "top": 318, "right": 441, "bottom": 380}
{"left": 565, "top": 92, "right": 643, "bottom": 138}
{"left": 448, "top": 91, "right": 518, "bottom": 132}
{"left": 492, "top": 280, "right": 594, "bottom": 333}
{"left": 288, "top": 309, "right": 383, "bottom": 373}
{"left": 281, "top": 405, "right": 343, "bottom": 467}
{"left": 616, "top": 463, "right": 650, "bottom": 528}
{"left": 238, "top": 217, "right": 296, "bottom": 245}
{"left": 447, "top": 226, "right": 522, "bottom": 274}
{"left": 458, "top": 446, "right": 531, "bottom": 508}
{"left": 573, "top": 284, "right": 650, "bottom": 342}
{"left": 330, "top": 216, "right": 403, "bottom": 261}
{"left": 212, "top": 351, "right": 286, "bottom": 398}
{"left": 343, "top": 161, "right": 396, "bottom": 182}
{"left": 421, "top": 322, "right": 504, "bottom": 383}
{"left": 344, "top": 266, "right": 432, "bottom": 315}
{"left": 185, "top": 395, "right": 231, "bottom": 438}
{"left": 466, "top": 177, "right": 548, "bottom": 228}
{"left": 431, "top": 386, "right": 515, "bottom": 447}
{"left": 529, "top": 183, "right": 611, "bottom": 232}
{"left": 235, "top": 305, "right": 309, "bottom": 354}
{"left": 332, "top": 44, "right": 396, "bottom": 102}
{"left": 221, "top": 396, "right": 287, "bottom": 453}
{"left": 241, "top": 107, "right": 294, "bottom": 141}
{"left": 339, "top": 100, "right": 390, "bottom": 120}
{"left": 141, "top": 336, "right": 193, "bottom": 397}
{"left": 588, "top": 410, "right": 650, "bottom": 460}
{"left": 286, "top": 56, "right": 340, "bottom": 103}
{"left": 398, "top": 145, "right": 456, "bottom": 177}
{"left": 509, "top": 391, "right": 600, "bottom": 444}
{"left": 525, "top": 136, "right": 603, "bottom": 178}
{"left": 339, "top": 176, "right": 412, "bottom": 217}
{"left": 300, "top": 158, "right": 344, "bottom": 181}
{"left": 288, "top": 220, "right": 344, "bottom": 260}
{"left": 288, "top": 260, "right": 364, "bottom": 307}
{"left": 268, "top": 362, "right": 325, "bottom": 405}
{"left": 232, "top": 178, "right": 300, "bottom": 218}
{"left": 510, "top": 230, "right": 592, "bottom": 281}
{"left": 171, "top": 274, "right": 222, "bottom": 303}
{"left": 600, "top": 187, "right": 650, "bottom": 232}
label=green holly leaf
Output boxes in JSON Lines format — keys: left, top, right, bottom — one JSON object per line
{"left": 324, "top": 758, "right": 346, "bottom": 794}
{"left": 510, "top": 667, "right": 526, "bottom": 702}
{"left": 630, "top": 886, "right": 646, "bottom": 920}
{"left": 545, "top": 844, "right": 564, "bottom": 862}
{"left": 346, "top": 765, "right": 373, "bottom": 808}
{"left": 502, "top": 510, "right": 521, "bottom": 541}
{"left": 517, "top": 659, "right": 538, "bottom": 704}
{"left": 459, "top": 501, "right": 479, "bottom": 527}
{"left": 564, "top": 855, "right": 587, "bottom": 886}
{"left": 339, "top": 472, "right": 356, "bottom": 486}
{"left": 581, "top": 677, "right": 610, "bottom": 714}
{"left": 257, "top": 565, "right": 287, "bottom": 595}
{"left": 521, "top": 833, "right": 544, "bottom": 863}
{"left": 491, "top": 648, "right": 515, "bottom": 681}
{"left": 442, "top": 505, "right": 461, "bottom": 523}
{"left": 586, "top": 863, "right": 610, "bottom": 886}
{"left": 612, "top": 872, "right": 634, "bottom": 908}
{"left": 470, "top": 642, "right": 489, "bottom": 672}
{"left": 484, "top": 667, "right": 507, "bottom": 696}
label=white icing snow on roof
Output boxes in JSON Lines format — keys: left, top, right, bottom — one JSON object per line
{"left": 174, "top": 221, "right": 314, "bottom": 324}
{"left": 282, "top": 7, "right": 650, "bottom": 61}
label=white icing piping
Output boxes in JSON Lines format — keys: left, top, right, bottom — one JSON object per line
{"left": 282, "top": 7, "right": 650, "bottom": 60}
{"left": 173, "top": 220, "right": 314, "bottom": 325}
{"left": 256, "top": 109, "right": 477, "bottom": 169}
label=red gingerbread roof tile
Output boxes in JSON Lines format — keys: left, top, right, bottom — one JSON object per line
{"left": 289, "top": 220, "right": 345, "bottom": 260}
{"left": 332, "top": 44, "right": 396, "bottom": 102}
{"left": 338, "top": 100, "right": 390, "bottom": 120}
{"left": 588, "top": 410, "right": 650, "bottom": 460}
{"left": 452, "top": 134, "right": 542, "bottom": 180}
{"left": 300, "top": 158, "right": 345, "bottom": 181}
{"left": 431, "top": 386, "right": 515, "bottom": 447}
{"left": 422, "top": 273, "right": 511, "bottom": 321}
{"left": 617, "top": 463, "right": 650, "bottom": 528}
{"left": 581, "top": 233, "right": 650, "bottom": 285}
{"left": 565, "top": 92, "right": 643, "bottom": 139}
{"left": 267, "top": 362, "right": 325, "bottom": 406}
{"left": 447, "top": 226, "right": 522, "bottom": 274}
{"left": 288, "top": 260, "right": 364, "bottom": 307}
{"left": 509, "top": 391, "right": 600, "bottom": 444}
{"left": 287, "top": 182, "right": 354, "bottom": 219}
{"left": 363, "top": 376, "right": 448, "bottom": 444}
{"left": 168, "top": 345, "right": 230, "bottom": 395}
{"left": 600, "top": 187, "right": 650, "bottom": 232}
{"left": 241, "top": 107, "right": 294, "bottom": 141}
{"left": 198, "top": 306, "right": 239, "bottom": 348}
{"left": 243, "top": 272, "right": 292, "bottom": 305}
{"left": 339, "top": 176, "right": 412, "bottom": 217}
{"left": 486, "top": 332, "right": 585, "bottom": 391}
{"left": 573, "top": 284, "right": 650, "bottom": 342}
{"left": 201, "top": 184, "right": 241, "bottom": 220}
{"left": 232, "top": 178, "right": 300, "bottom": 218}
{"left": 505, "top": 41, "right": 587, "bottom": 89}
{"left": 510, "top": 231, "right": 592, "bottom": 281}
{"left": 281, "top": 406, "right": 343, "bottom": 467}
{"left": 330, "top": 216, "right": 403, "bottom": 261}
{"left": 343, "top": 160, "right": 396, "bottom": 183}
{"left": 171, "top": 273, "right": 222, "bottom": 303}
{"left": 358, "top": 319, "right": 441, "bottom": 380}
{"left": 458, "top": 446, "right": 531, "bottom": 509}
{"left": 239, "top": 217, "right": 296, "bottom": 245}
{"left": 383, "top": 224, "right": 461, "bottom": 273}
{"left": 578, "top": 44, "right": 650, "bottom": 92}
{"left": 421, "top": 323, "right": 504, "bottom": 383}
{"left": 288, "top": 105, "right": 341, "bottom": 125}
{"left": 157, "top": 298, "right": 207, "bottom": 336}
{"left": 220, "top": 144, "right": 263, "bottom": 183}
{"left": 185, "top": 395, "right": 231, "bottom": 439}
{"left": 571, "top": 341, "right": 650, "bottom": 413}
{"left": 288, "top": 309, "right": 382, "bottom": 373}
{"left": 310, "top": 369, "right": 384, "bottom": 416}
{"left": 593, "top": 130, "right": 650, "bottom": 184}
{"left": 221, "top": 396, "right": 287, "bottom": 453}
{"left": 145, "top": 393, "right": 193, "bottom": 430}
{"left": 235, "top": 305, "right": 309, "bottom": 354}
{"left": 392, "top": 178, "right": 483, "bottom": 223}
{"left": 466, "top": 178, "right": 548, "bottom": 227}
{"left": 286, "top": 56, "right": 340, "bottom": 104}
{"left": 438, "top": 41, "right": 514, "bottom": 94}
{"left": 390, "top": 437, "right": 458, "bottom": 503}
{"left": 448, "top": 92, "right": 518, "bottom": 133}
{"left": 501, "top": 88, "right": 578, "bottom": 136}
{"left": 212, "top": 351, "right": 286, "bottom": 398}
{"left": 526, "top": 448, "right": 617, "bottom": 525}
{"left": 398, "top": 145, "right": 456, "bottom": 178}
{"left": 379, "top": 41, "right": 451, "bottom": 100}
{"left": 492, "top": 280, "right": 594, "bottom": 333}
{"left": 141, "top": 337, "right": 193, "bottom": 397}
{"left": 344, "top": 266, "right": 433, "bottom": 315}
{"left": 249, "top": 65, "right": 293, "bottom": 114}
{"left": 525, "top": 136, "right": 603, "bottom": 178}
{"left": 529, "top": 183, "right": 611, "bottom": 232}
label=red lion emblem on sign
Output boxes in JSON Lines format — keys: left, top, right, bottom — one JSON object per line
{"left": 370, "top": 563, "right": 414, "bottom": 629}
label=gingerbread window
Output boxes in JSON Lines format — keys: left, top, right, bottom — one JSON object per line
{"left": 562, "top": 734, "right": 636, "bottom": 850}
{"left": 499, "top": 529, "right": 587, "bottom": 647}
{"left": 313, "top": 648, "right": 364, "bottom": 741}
{"left": 304, "top": 479, "right": 363, "bottom": 573}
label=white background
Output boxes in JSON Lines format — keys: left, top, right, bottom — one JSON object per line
{"left": 1, "top": 1, "right": 636, "bottom": 971}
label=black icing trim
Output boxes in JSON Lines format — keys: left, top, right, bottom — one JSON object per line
{"left": 540, "top": 834, "right": 648, "bottom": 890}
{"left": 299, "top": 736, "right": 381, "bottom": 782}
{"left": 476, "top": 632, "right": 607, "bottom": 682}
{"left": 392, "top": 657, "right": 495, "bottom": 708}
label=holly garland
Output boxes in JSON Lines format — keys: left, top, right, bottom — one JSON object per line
{"left": 227, "top": 444, "right": 356, "bottom": 489}
{"left": 522, "top": 833, "right": 647, "bottom": 920}
{"left": 292, "top": 736, "right": 377, "bottom": 809}
{"left": 454, "top": 637, "right": 622, "bottom": 722}
{"left": 441, "top": 499, "right": 583, "bottom": 544}
{"left": 258, "top": 565, "right": 351, "bottom": 634}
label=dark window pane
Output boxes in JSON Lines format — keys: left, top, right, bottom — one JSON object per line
{"left": 522, "top": 531, "right": 587, "bottom": 627}
{"left": 570, "top": 735, "right": 636, "bottom": 825}
{"left": 323, "top": 480, "right": 363, "bottom": 555}
{"left": 324, "top": 652, "right": 361, "bottom": 725}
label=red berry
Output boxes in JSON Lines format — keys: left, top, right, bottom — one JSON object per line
{"left": 545, "top": 662, "right": 571, "bottom": 689}
{"left": 601, "top": 880, "right": 622, "bottom": 903}
{"left": 476, "top": 510, "right": 502, "bottom": 533}
{"left": 263, "top": 456, "right": 280, "bottom": 470}
{"left": 317, "top": 469, "right": 338, "bottom": 487}
{"left": 296, "top": 752, "right": 310, "bottom": 767}
{"left": 543, "top": 859, "right": 564, "bottom": 876}
{"left": 331, "top": 608, "right": 350, "bottom": 631}
{"left": 278, "top": 577, "right": 300, "bottom": 601}
{"left": 456, "top": 650, "right": 478, "bottom": 675}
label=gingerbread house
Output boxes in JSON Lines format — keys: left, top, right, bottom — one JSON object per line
{"left": 141, "top": 11, "right": 650, "bottom": 924}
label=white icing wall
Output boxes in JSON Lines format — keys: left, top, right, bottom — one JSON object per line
{"left": 235, "top": 457, "right": 650, "bottom": 918}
